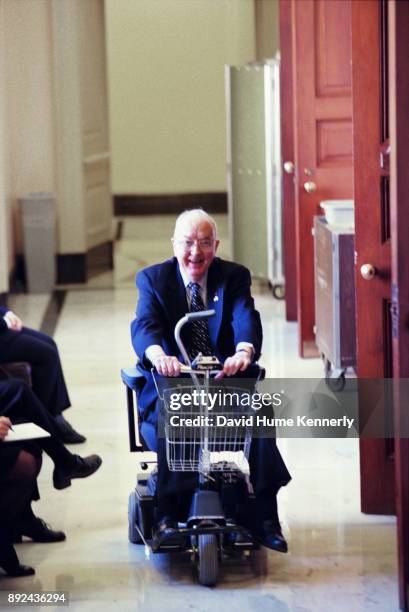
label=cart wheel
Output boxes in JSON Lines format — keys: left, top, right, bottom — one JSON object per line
{"left": 326, "top": 372, "right": 346, "bottom": 393}
{"left": 128, "top": 491, "right": 143, "bottom": 544}
{"left": 272, "top": 284, "right": 285, "bottom": 300}
{"left": 198, "top": 534, "right": 219, "bottom": 587}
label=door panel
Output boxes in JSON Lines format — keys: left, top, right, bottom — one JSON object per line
{"left": 293, "top": 0, "right": 353, "bottom": 357}
{"left": 352, "top": 0, "right": 395, "bottom": 515}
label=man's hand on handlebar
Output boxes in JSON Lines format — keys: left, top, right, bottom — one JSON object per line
{"left": 216, "top": 350, "right": 252, "bottom": 378}
{"left": 153, "top": 355, "right": 184, "bottom": 377}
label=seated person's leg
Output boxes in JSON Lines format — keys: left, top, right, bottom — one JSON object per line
{"left": 0, "top": 380, "right": 102, "bottom": 490}
{"left": 156, "top": 436, "right": 198, "bottom": 523}
{"left": 23, "top": 329, "right": 85, "bottom": 444}
{"left": 248, "top": 437, "right": 290, "bottom": 552}
{"left": 0, "top": 449, "right": 38, "bottom": 576}
{"left": 0, "top": 327, "right": 85, "bottom": 444}
{"left": 13, "top": 454, "right": 66, "bottom": 543}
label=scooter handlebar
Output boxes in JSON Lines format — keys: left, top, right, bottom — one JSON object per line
{"left": 174, "top": 310, "right": 216, "bottom": 366}
{"left": 184, "top": 309, "right": 216, "bottom": 322}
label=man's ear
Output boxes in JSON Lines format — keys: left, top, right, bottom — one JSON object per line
{"left": 214, "top": 240, "right": 220, "bottom": 252}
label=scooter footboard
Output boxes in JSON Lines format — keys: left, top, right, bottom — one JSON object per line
{"left": 187, "top": 490, "right": 225, "bottom": 527}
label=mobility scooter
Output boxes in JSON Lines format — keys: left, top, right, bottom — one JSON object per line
{"left": 122, "top": 310, "right": 265, "bottom": 586}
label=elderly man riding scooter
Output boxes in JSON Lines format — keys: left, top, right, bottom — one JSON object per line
{"left": 131, "top": 209, "right": 291, "bottom": 551}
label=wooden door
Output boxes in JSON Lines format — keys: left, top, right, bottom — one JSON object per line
{"left": 279, "top": 0, "right": 297, "bottom": 322}
{"left": 352, "top": 0, "right": 395, "bottom": 515}
{"left": 389, "top": 1, "right": 409, "bottom": 607}
{"left": 292, "top": 0, "right": 354, "bottom": 357}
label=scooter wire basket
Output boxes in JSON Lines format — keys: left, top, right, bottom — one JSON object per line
{"left": 160, "top": 383, "right": 254, "bottom": 474}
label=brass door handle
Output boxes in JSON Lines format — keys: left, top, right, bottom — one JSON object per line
{"left": 283, "top": 161, "right": 295, "bottom": 175}
{"left": 360, "top": 263, "right": 376, "bottom": 280}
{"left": 304, "top": 181, "right": 317, "bottom": 194}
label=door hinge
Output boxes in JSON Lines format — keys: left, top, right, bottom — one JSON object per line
{"left": 391, "top": 282, "right": 399, "bottom": 339}
{"left": 380, "top": 145, "right": 391, "bottom": 170}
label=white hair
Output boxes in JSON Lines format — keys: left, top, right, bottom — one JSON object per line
{"left": 173, "top": 209, "right": 217, "bottom": 238}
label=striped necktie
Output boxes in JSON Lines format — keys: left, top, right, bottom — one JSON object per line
{"left": 187, "top": 282, "right": 213, "bottom": 360}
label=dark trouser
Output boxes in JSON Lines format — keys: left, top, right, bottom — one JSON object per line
{"left": 156, "top": 435, "right": 291, "bottom": 524}
{"left": 0, "top": 450, "right": 40, "bottom": 524}
{"left": 0, "top": 379, "right": 73, "bottom": 468}
{"left": 0, "top": 327, "right": 71, "bottom": 416}
{"left": 0, "top": 449, "right": 40, "bottom": 568}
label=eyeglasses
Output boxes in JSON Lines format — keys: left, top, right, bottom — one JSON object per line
{"left": 172, "top": 238, "right": 215, "bottom": 251}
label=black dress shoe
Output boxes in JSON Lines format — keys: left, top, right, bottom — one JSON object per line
{"left": 256, "top": 520, "right": 288, "bottom": 553}
{"left": 53, "top": 454, "right": 102, "bottom": 490}
{"left": 54, "top": 416, "right": 86, "bottom": 445}
{"left": 0, "top": 544, "right": 35, "bottom": 577}
{"left": 1, "top": 563, "right": 35, "bottom": 577}
{"left": 15, "top": 518, "right": 66, "bottom": 543}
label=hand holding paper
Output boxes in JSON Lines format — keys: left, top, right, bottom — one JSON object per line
{"left": 2, "top": 422, "right": 51, "bottom": 443}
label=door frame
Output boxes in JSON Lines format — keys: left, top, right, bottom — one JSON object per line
{"left": 352, "top": 0, "right": 395, "bottom": 516}
{"left": 389, "top": 0, "right": 409, "bottom": 608}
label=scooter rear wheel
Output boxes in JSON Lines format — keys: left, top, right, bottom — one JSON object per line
{"left": 198, "top": 534, "right": 219, "bottom": 586}
{"left": 128, "top": 491, "right": 143, "bottom": 544}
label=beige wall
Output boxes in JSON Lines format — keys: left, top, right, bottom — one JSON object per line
{"left": 255, "top": 0, "right": 279, "bottom": 61}
{"left": 0, "top": 0, "right": 112, "bottom": 292}
{"left": 0, "top": 0, "right": 259, "bottom": 290}
{"left": 105, "top": 0, "right": 256, "bottom": 195}
{"left": 0, "top": 0, "right": 56, "bottom": 290}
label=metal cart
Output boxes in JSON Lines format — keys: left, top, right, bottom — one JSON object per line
{"left": 313, "top": 216, "right": 356, "bottom": 391}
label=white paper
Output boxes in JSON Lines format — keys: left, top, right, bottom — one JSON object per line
{"left": 3, "top": 422, "right": 51, "bottom": 442}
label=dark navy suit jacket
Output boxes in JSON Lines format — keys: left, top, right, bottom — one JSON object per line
{"left": 131, "top": 257, "right": 291, "bottom": 493}
{"left": 131, "top": 256, "right": 262, "bottom": 423}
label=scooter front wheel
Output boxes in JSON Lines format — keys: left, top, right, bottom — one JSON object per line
{"left": 198, "top": 533, "right": 219, "bottom": 587}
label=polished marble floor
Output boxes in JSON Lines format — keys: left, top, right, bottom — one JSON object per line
{"left": 1, "top": 215, "right": 398, "bottom": 611}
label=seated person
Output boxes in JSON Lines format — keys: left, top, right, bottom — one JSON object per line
{"left": 0, "top": 415, "right": 66, "bottom": 576}
{"left": 0, "top": 420, "right": 39, "bottom": 577}
{"left": 0, "top": 307, "right": 86, "bottom": 444}
{"left": 0, "top": 379, "right": 102, "bottom": 491}
{"left": 131, "top": 209, "right": 291, "bottom": 552}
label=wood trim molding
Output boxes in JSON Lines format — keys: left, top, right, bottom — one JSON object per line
{"left": 83, "top": 152, "right": 110, "bottom": 166}
{"left": 57, "top": 254, "right": 86, "bottom": 284}
{"left": 39, "top": 290, "right": 67, "bottom": 336}
{"left": 10, "top": 240, "right": 113, "bottom": 287}
{"left": 114, "top": 192, "right": 228, "bottom": 216}
{"left": 57, "top": 240, "right": 113, "bottom": 284}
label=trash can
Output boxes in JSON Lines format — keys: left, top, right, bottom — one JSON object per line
{"left": 20, "top": 192, "right": 56, "bottom": 293}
